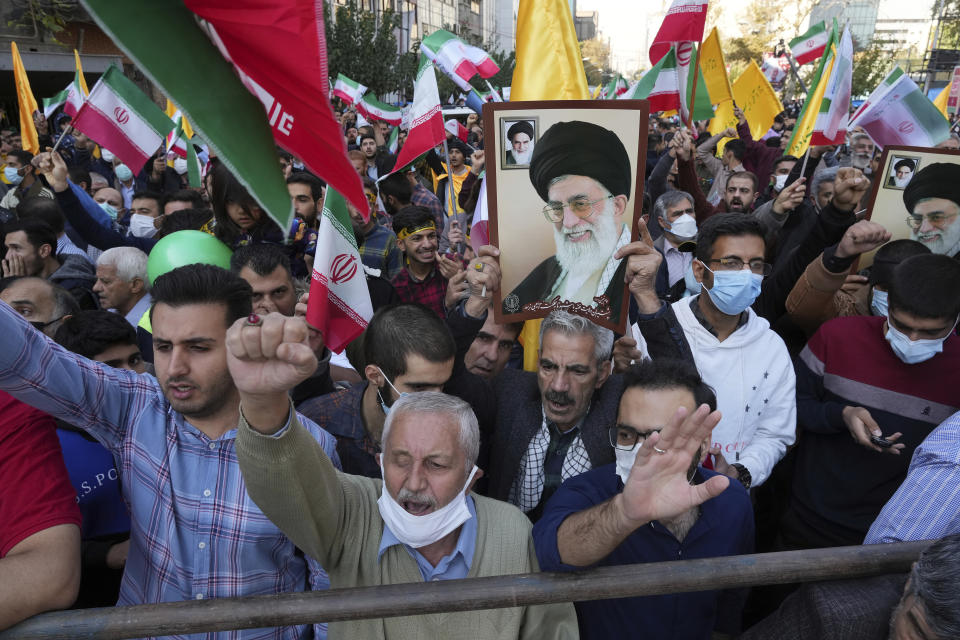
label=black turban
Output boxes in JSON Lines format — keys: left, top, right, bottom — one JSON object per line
{"left": 507, "top": 120, "right": 534, "bottom": 142}
{"left": 447, "top": 138, "right": 471, "bottom": 157}
{"left": 894, "top": 158, "right": 915, "bottom": 172}
{"left": 528, "top": 120, "right": 632, "bottom": 202}
{"left": 903, "top": 162, "right": 960, "bottom": 213}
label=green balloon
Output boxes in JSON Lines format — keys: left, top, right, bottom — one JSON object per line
{"left": 146, "top": 230, "right": 233, "bottom": 285}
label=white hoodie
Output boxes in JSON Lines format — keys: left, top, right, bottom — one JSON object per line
{"left": 667, "top": 296, "right": 796, "bottom": 487}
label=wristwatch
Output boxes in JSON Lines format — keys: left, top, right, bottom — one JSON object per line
{"left": 731, "top": 463, "right": 752, "bottom": 490}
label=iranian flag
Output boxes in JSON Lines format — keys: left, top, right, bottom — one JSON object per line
{"left": 71, "top": 65, "right": 175, "bottom": 172}
{"left": 420, "top": 29, "right": 500, "bottom": 91}
{"left": 306, "top": 187, "right": 373, "bottom": 353}
{"left": 849, "top": 71, "right": 951, "bottom": 149}
{"left": 43, "top": 74, "right": 85, "bottom": 119}
{"left": 790, "top": 21, "right": 830, "bottom": 65}
{"left": 603, "top": 74, "right": 628, "bottom": 99}
{"left": 166, "top": 112, "right": 190, "bottom": 158}
{"left": 332, "top": 73, "right": 366, "bottom": 105}
{"left": 648, "top": 0, "right": 709, "bottom": 65}
{"left": 445, "top": 118, "right": 469, "bottom": 142}
{"left": 621, "top": 47, "right": 681, "bottom": 112}
{"left": 387, "top": 126, "right": 399, "bottom": 154}
{"left": 356, "top": 93, "right": 402, "bottom": 125}
{"left": 387, "top": 56, "right": 445, "bottom": 175}
{"left": 851, "top": 67, "right": 903, "bottom": 123}
{"left": 810, "top": 27, "right": 853, "bottom": 146}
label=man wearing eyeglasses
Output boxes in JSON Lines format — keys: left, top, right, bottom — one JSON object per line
{"left": 503, "top": 120, "right": 633, "bottom": 320}
{"left": 532, "top": 358, "right": 754, "bottom": 640}
{"left": 902, "top": 162, "right": 960, "bottom": 258}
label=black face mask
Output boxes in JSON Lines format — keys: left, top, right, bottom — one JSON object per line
{"left": 30, "top": 315, "right": 64, "bottom": 332}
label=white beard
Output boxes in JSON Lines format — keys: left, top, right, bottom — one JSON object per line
{"left": 554, "top": 199, "right": 620, "bottom": 275}
{"left": 913, "top": 218, "right": 960, "bottom": 257}
{"left": 851, "top": 152, "right": 871, "bottom": 170}
{"left": 893, "top": 174, "right": 912, "bottom": 188}
{"left": 512, "top": 147, "right": 533, "bottom": 164}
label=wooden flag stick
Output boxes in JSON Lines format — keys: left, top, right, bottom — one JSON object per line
{"left": 686, "top": 39, "right": 705, "bottom": 136}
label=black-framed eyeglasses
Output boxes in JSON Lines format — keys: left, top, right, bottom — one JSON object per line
{"left": 905, "top": 211, "right": 958, "bottom": 231}
{"left": 608, "top": 425, "right": 662, "bottom": 451}
{"left": 542, "top": 195, "right": 614, "bottom": 223}
{"left": 707, "top": 257, "right": 772, "bottom": 276}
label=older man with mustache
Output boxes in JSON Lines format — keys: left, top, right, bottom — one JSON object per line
{"left": 902, "top": 162, "right": 960, "bottom": 258}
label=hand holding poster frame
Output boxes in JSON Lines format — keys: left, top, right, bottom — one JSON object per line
{"left": 483, "top": 100, "right": 649, "bottom": 334}
{"left": 860, "top": 145, "right": 960, "bottom": 269}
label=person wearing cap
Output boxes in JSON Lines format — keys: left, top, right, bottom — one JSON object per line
{"left": 503, "top": 120, "right": 633, "bottom": 320}
{"left": 886, "top": 158, "right": 916, "bottom": 189}
{"left": 902, "top": 162, "right": 960, "bottom": 257}
{"left": 434, "top": 138, "right": 473, "bottom": 219}
{"left": 505, "top": 120, "right": 535, "bottom": 166}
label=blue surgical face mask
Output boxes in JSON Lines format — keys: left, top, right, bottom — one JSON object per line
{"left": 700, "top": 261, "right": 763, "bottom": 316}
{"left": 4, "top": 166, "right": 23, "bottom": 185}
{"left": 377, "top": 368, "right": 408, "bottom": 416}
{"left": 870, "top": 288, "right": 888, "bottom": 318}
{"left": 99, "top": 201, "right": 118, "bottom": 220}
{"left": 885, "top": 316, "right": 956, "bottom": 364}
{"left": 115, "top": 164, "right": 134, "bottom": 183}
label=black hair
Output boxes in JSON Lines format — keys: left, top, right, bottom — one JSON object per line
{"left": 17, "top": 197, "right": 65, "bottom": 234}
{"left": 54, "top": 310, "right": 137, "bottom": 358}
{"left": 68, "top": 166, "right": 91, "bottom": 189}
{"left": 724, "top": 139, "right": 747, "bottom": 161}
{"left": 725, "top": 170, "right": 759, "bottom": 193}
{"left": 888, "top": 254, "right": 960, "bottom": 320}
{"left": 3, "top": 218, "right": 57, "bottom": 254}
{"left": 391, "top": 205, "right": 436, "bottom": 236}
{"left": 378, "top": 171, "right": 413, "bottom": 205}
{"left": 209, "top": 163, "right": 278, "bottom": 245}
{"left": 162, "top": 189, "right": 205, "bottom": 211}
{"left": 7, "top": 149, "right": 33, "bottom": 166}
{"left": 869, "top": 239, "right": 930, "bottom": 287}
{"left": 695, "top": 213, "right": 765, "bottom": 263}
{"left": 286, "top": 171, "right": 323, "bottom": 203}
{"left": 773, "top": 155, "right": 798, "bottom": 170}
{"left": 363, "top": 303, "right": 456, "bottom": 381}
{"left": 150, "top": 264, "right": 253, "bottom": 327}
{"left": 156, "top": 208, "right": 214, "bottom": 238}
{"left": 362, "top": 176, "right": 377, "bottom": 195}
{"left": 132, "top": 190, "right": 163, "bottom": 209}
{"left": 622, "top": 358, "right": 716, "bottom": 411}
{"left": 230, "top": 242, "right": 292, "bottom": 278}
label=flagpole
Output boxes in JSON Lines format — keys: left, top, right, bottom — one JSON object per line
{"left": 483, "top": 79, "right": 502, "bottom": 102}
{"left": 785, "top": 51, "right": 808, "bottom": 95}
{"left": 687, "top": 38, "right": 704, "bottom": 136}
{"left": 51, "top": 125, "right": 73, "bottom": 152}
{"left": 799, "top": 146, "right": 810, "bottom": 177}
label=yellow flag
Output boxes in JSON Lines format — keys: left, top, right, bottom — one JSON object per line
{"left": 934, "top": 85, "right": 949, "bottom": 118}
{"left": 591, "top": 83, "right": 603, "bottom": 100}
{"left": 701, "top": 27, "right": 733, "bottom": 105}
{"left": 512, "top": 0, "right": 589, "bottom": 101}
{"left": 519, "top": 319, "right": 543, "bottom": 372}
{"left": 165, "top": 98, "right": 195, "bottom": 139}
{"left": 733, "top": 60, "right": 784, "bottom": 141}
{"left": 708, "top": 99, "right": 739, "bottom": 155}
{"left": 73, "top": 49, "right": 90, "bottom": 95}
{"left": 787, "top": 46, "right": 836, "bottom": 158}
{"left": 11, "top": 42, "right": 39, "bottom": 154}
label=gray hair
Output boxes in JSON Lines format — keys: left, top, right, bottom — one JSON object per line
{"left": 850, "top": 132, "right": 873, "bottom": 146}
{"left": 98, "top": 247, "right": 150, "bottom": 290}
{"left": 906, "top": 533, "right": 960, "bottom": 638}
{"left": 654, "top": 190, "right": 694, "bottom": 222}
{"left": 539, "top": 310, "right": 614, "bottom": 364}
{"left": 810, "top": 166, "right": 839, "bottom": 199}
{"left": 382, "top": 392, "right": 480, "bottom": 469}
{"left": 50, "top": 282, "right": 80, "bottom": 320}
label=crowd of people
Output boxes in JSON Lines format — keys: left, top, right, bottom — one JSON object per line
{"left": 1, "top": 85, "right": 960, "bottom": 640}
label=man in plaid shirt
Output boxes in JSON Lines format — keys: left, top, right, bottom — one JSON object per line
{"left": 0, "top": 265, "right": 339, "bottom": 640}
{"left": 390, "top": 206, "right": 463, "bottom": 318}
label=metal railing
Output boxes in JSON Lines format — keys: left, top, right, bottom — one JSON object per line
{"left": 0, "top": 541, "right": 927, "bottom": 640}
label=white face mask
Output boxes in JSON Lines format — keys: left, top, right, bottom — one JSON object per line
{"left": 666, "top": 213, "right": 697, "bottom": 240}
{"left": 129, "top": 213, "right": 158, "bottom": 238}
{"left": 173, "top": 157, "right": 189, "bottom": 175}
{"left": 885, "top": 316, "right": 956, "bottom": 365}
{"left": 615, "top": 445, "right": 640, "bottom": 485}
{"left": 773, "top": 173, "right": 788, "bottom": 191}
{"left": 377, "top": 462, "right": 478, "bottom": 549}
{"left": 101, "top": 148, "right": 115, "bottom": 163}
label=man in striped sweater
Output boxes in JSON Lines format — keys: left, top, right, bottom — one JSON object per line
{"left": 783, "top": 254, "right": 960, "bottom": 549}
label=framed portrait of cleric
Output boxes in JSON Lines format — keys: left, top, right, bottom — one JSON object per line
{"left": 882, "top": 154, "right": 920, "bottom": 191}
{"left": 861, "top": 146, "right": 960, "bottom": 269}
{"left": 483, "top": 100, "right": 649, "bottom": 334}
{"left": 501, "top": 117, "right": 538, "bottom": 168}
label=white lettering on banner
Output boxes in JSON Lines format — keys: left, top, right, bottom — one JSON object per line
{"left": 411, "top": 104, "right": 441, "bottom": 129}
{"left": 666, "top": 4, "right": 706, "bottom": 16}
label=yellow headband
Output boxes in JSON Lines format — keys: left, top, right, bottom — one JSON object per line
{"left": 397, "top": 222, "right": 436, "bottom": 241}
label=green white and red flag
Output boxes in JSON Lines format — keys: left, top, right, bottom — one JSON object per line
{"left": 166, "top": 111, "right": 190, "bottom": 158}
{"left": 810, "top": 27, "right": 853, "bottom": 146}
{"left": 648, "top": 0, "right": 709, "bottom": 64}
{"left": 849, "top": 69, "right": 951, "bottom": 149}
{"left": 43, "top": 73, "right": 85, "bottom": 119}
{"left": 420, "top": 29, "right": 500, "bottom": 91}
{"left": 602, "top": 74, "right": 628, "bottom": 99}
{"left": 71, "top": 65, "right": 175, "bottom": 172}
{"left": 790, "top": 21, "right": 830, "bottom": 65}
{"left": 387, "top": 56, "right": 446, "bottom": 174}
{"left": 306, "top": 186, "right": 374, "bottom": 353}
{"left": 621, "top": 47, "right": 681, "bottom": 111}
{"left": 387, "top": 126, "right": 399, "bottom": 154}
{"left": 332, "top": 73, "right": 367, "bottom": 105}
{"left": 356, "top": 93, "right": 402, "bottom": 125}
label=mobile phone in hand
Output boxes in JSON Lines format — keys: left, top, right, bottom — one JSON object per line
{"left": 870, "top": 435, "right": 893, "bottom": 448}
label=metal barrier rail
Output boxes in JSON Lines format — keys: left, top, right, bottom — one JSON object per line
{"left": 0, "top": 541, "right": 928, "bottom": 639}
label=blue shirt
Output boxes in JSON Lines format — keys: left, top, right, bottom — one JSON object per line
{"left": 865, "top": 410, "right": 960, "bottom": 544}
{"left": 533, "top": 464, "right": 754, "bottom": 640}
{"left": 0, "top": 300, "right": 340, "bottom": 640}
{"left": 378, "top": 495, "right": 477, "bottom": 582}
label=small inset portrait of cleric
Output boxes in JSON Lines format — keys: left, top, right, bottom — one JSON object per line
{"left": 503, "top": 120, "right": 633, "bottom": 320}
{"left": 503, "top": 119, "right": 536, "bottom": 167}
{"left": 885, "top": 156, "right": 918, "bottom": 190}
{"left": 902, "top": 162, "right": 960, "bottom": 257}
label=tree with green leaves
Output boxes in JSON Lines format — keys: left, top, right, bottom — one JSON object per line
{"left": 852, "top": 39, "right": 899, "bottom": 98}
{"left": 324, "top": 1, "right": 402, "bottom": 98}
